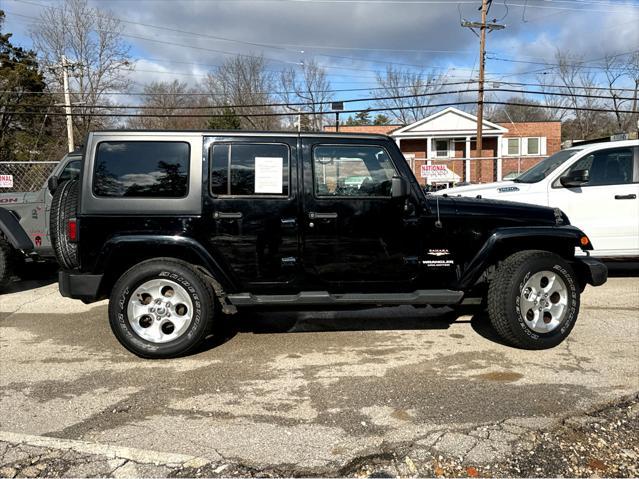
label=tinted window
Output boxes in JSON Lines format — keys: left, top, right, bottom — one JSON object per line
{"left": 210, "top": 144, "right": 229, "bottom": 195}
{"left": 94, "top": 141, "right": 189, "bottom": 198}
{"left": 210, "top": 143, "right": 289, "bottom": 196}
{"left": 59, "top": 160, "right": 81, "bottom": 183}
{"left": 313, "top": 145, "right": 396, "bottom": 197}
{"left": 561, "top": 147, "right": 635, "bottom": 187}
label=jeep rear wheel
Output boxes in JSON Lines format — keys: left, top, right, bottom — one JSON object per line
{"left": 487, "top": 250, "right": 580, "bottom": 349}
{"left": 108, "top": 258, "right": 216, "bottom": 358}
{"left": 50, "top": 179, "right": 79, "bottom": 269}
{"left": 0, "top": 236, "right": 15, "bottom": 289}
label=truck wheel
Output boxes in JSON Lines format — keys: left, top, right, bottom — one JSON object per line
{"left": 0, "top": 236, "right": 15, "bottom": 289}
{"left": 487, "top": 250, "right": 580, "bottom": 350}
{"left": 108, "top": 258, "right": 216, "bottom": 359}
{"left": 50, "top": 179, "right": 79, "bottom": 269}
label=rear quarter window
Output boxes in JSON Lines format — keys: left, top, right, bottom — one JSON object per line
{"left": 93, "top": 141, "right": 190, "bottom": 198}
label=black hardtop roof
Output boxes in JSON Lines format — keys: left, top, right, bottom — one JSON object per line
{"left": 89, "top": 129, "right": 392, "bottom": 141}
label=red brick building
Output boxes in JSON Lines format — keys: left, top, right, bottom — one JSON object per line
{"left": 325, "top": 107, "right": 561, "bottom": 186}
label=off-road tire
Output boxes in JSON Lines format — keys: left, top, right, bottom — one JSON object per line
{"left": 50, "top": 179, "right": 79, "bottom": 269}
{"left": 109, "top": 258, "right": 216, "bottom": 359}
{"left": 0, "top": 236, "right": 15, "bottom": 289}
{"left": 487, "top": 250, "right": 580, "bottom": 349}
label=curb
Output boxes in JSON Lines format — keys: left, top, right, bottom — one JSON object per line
{"left": 0, "top": 431, "right": 211, "bottom": 469}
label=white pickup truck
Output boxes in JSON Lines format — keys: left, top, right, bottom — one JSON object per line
{"left": 438, "top": 140, "right": 639, "bottom": 259}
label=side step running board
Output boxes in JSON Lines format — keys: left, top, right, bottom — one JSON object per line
{"left": 227, "top": 290, "right": 464, "bottom": 307}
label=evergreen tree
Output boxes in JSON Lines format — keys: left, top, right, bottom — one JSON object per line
{"left": 207, "top": 107, "right": 242, "bottom": 130}
{"left": 373, "top": 114, "right": 391, "bottom": 125}
{"left": 0, "top": 11, "right": 52, "bottom": 161}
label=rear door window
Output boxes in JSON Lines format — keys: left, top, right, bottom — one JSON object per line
{"left": 210, "top": 143, "right": 289, "bottom": 196}
{"left": 93, "top": 141, "right": 190, "bottom": 198}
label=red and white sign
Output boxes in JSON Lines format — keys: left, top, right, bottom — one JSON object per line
{"left": 420, "top": 164, "right": 460, "bottom": 183}
{"left": 0, "top": 175, "right": 14, "bottom": 188}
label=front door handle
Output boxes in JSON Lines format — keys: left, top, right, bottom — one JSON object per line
{"left": 614, "top": 194, "right": 637, "bottom": 200}
{"left": 308, "top": 211, "right": 338, "bottom": 219}
{"left": 214, "top": 211, "right": 243, "bottom": 219}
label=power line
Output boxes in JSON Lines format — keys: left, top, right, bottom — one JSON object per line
{"left": 4, "top": 100, "right": 634, "bottom": 118}
{"left": 3, "top": 87, "right": 635, "bottom": 112}
{"left": 8, "top": 4, "right": 636, "bottom": 86}
{"left": 10, "top": 0, "right": 479, "bottom": 57}
{"left": 138, "top": 0, "right": 639, "bottom": 12}
{"left": 488, "top": 52, "right": 639, "bottom": 71}
{"left": 7, "top": 4, "right": 476, "bottom": 75}
{"left": 3, "top": 78, "right": 638, "bottom": 98}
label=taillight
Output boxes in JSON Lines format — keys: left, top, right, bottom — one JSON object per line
{"left": 68, "top": 218, "right": 78, "bottom": 242}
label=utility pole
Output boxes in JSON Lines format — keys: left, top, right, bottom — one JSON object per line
{"left": 475, "top": 0, "right": 487, "bottom": 183}
{"left": 61, "top": 56, "right": 75, "bottom": 152}
{"left": 51, "top": 56, "right": 84, "bottom": 153}
{"left": 462, "top": 0, "right": 504, "bottom": 183}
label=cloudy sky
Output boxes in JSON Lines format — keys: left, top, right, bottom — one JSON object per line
{"left": 2, "top": 0, "right": 639, "bottom": 109}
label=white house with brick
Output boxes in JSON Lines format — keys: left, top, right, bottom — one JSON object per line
{"left": 325, "top": 107, "right": 562, "bottom": 186}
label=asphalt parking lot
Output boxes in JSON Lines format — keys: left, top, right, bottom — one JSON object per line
{"left": 0, "top": 274, "right": 638, "bottom": 476}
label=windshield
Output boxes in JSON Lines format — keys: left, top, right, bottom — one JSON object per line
{"left": 514, "top": 149, "right": 581, "bottom": 183}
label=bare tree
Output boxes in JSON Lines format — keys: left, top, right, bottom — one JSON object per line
{"left": 30, "top": 0, "right": 132, "bottom": 138}
{"left": 204, "top": 55, "right": 279, "bottom": 130}
{"left": 489, "top": 96, "right": 551, "bottom": 123}
{"left": 554, "top": 49, "right": 609, "bottom": 140}
{"left": 374, "top": 66, "right": 448, "bottom": 125}
{"left": 278, "top": 60, "right": 332, "bottom": 131}
{"left": 602, "top": 54, "right": 631, "bottom": 132}
{"left": 536, "top": 74, "right": 570, "bottom": 122}
{"left": 624, "top": 51, "right": 639, "bottom": 131}
{"left": 127, "top": 80, "right": 208, "bottom": 130}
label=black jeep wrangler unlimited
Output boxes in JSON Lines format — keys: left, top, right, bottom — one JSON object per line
{"left": 52, "top": 131, "right": 607, "bottom": 358}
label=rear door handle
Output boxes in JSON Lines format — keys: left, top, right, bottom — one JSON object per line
{"left": 280, "top": 218, "right": 297, "bottom": 228}
{"left": 308, "top": 211, "right": 338, "bottom": 219}
{"left": 214, "top": 211, "right": 243, "bottom": 219}
{"left": 614, "top": 194, "right": 637, "bottom": 200}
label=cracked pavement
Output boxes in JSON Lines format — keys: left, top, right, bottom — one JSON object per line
{"left": 0, "top": 275, "right": 638, "bottom": 476}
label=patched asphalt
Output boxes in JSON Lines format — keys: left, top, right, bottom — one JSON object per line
{"left": 0, "top": 275, "right": 638, "bottom": 475}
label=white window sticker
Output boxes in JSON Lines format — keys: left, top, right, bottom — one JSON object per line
{"left": 0, "top": 175, "right": 14, "bottom": 188}
{"left": 254, "top": 157, "right": 283, "bottom": 194}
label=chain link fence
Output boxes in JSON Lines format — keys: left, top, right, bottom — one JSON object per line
{"left": 0, "top": 161, "right": 59, "bottom": 193}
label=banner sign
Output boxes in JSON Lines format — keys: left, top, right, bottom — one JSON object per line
{"left": 0, "top": 175, "right": 14, "bottom": 188}
{"left": 420, "top": 165, "right": 449, "bottom": 178}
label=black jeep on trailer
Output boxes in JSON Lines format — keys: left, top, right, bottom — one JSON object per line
{"left": 51, "top": 131, "right": 607, "bottom": 358}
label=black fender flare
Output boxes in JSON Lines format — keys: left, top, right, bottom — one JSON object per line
{"left": 92, "top": 234, "right": 237, "bottom": 292}
{"left": 0, "top": 208, "right": 33, "bottom": 251}
{"left": 458, "top": 225, "right": 590, "bottom": 289}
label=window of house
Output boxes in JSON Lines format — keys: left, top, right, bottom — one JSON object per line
{"left": 403, "top": 153, "right": 415, "bottom": 171}
{"left": 434, "top": 139, "right": 449, "bottom": 158}
{"left": 313, "top": 145, "right": 396, "bottom": 197}
{"left": 527, "top": 137, "right": 540, "bottom": 156}
{"left": 507, "top": 138, "right": 520, "bottom": 156}
{"left": 210, "top": 143, "right": 289, "bottom": 196}
{"left": 93, "top": 141, "right": 190, "bottom": 198}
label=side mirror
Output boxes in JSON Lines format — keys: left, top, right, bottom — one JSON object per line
{"left": 48, "top": 176, "right": 59, "bottom": 194}
{"left": 391, "top": 176, "right": 409, "bottom": 198}
{"left": 560, "top": 169, "right": 589, "bottom": 188}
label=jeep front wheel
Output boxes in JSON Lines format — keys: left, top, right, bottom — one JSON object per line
{"left": 487, "top": 250, "right": 580, "bottom": 349}
{"left": 109, "top": 258, "right": 216, "bottom": 358}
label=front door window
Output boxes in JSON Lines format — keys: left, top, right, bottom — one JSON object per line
{"left": 313, "top": 145, "right": 396, "bottom": 197}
